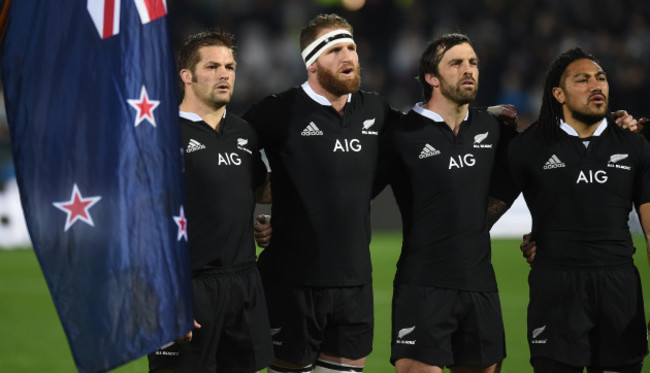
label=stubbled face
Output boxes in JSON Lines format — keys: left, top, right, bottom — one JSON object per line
{"left": 312, "top": 29, "right": 361, "bottom": 96}
{"left": 434, "top": 42, "right": 479, "bottom": 104}
{"left": 555, "top": 58, "right": 609, "bottom": 125}
{"left": 188, "top": 45, "right": 236, "bottom": 109}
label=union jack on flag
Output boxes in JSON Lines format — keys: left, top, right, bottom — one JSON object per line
{"left": 87, "top": 0, "right": 168, "bottom": 39}
{"left": 2, "top": 1, "right": 193, "bottom": 372}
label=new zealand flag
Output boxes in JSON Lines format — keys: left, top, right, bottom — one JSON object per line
{"left": 2, "top": 1, "right": 193, "bottom": 372}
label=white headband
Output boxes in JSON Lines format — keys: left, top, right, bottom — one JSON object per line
{"left": 301, "top": 29, "right": 355, "bottom": 67}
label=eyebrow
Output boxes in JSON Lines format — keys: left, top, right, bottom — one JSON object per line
{"left": 571, "top": 70, "right": 606, "bottom": 78}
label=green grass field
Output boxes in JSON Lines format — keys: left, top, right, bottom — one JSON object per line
{"left": 1, "top": 234, "right": 649, "bottom": 372}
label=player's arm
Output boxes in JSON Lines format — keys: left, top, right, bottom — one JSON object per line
{"left": 486, "top": 197, "right": 511, "bottom": 229}
{"left": 487, "top": 104, "right": 519, "bottom": 131}
{"left": 254, "top": 173, "right": 271, "bottom": 204}
{"left": 638, "top": 203, "right": 650, "bottom": 266}
{"left": 254, "top": 214, "right": 272, "bottom": 248}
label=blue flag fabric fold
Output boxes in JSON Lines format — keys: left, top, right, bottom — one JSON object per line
{"left": 2, "top": 1, "right": 193, "bottom": 372}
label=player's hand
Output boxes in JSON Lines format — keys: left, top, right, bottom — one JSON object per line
{"left": 520, "top": 232, "right": 536, "bottom": 264}
{"left": 487, "top": 104, "right": 519, "bottom": 131}
{"left": 176, "top": 319, "right": 201, "bottom": 344}
{"left": 254, "top": 214, "right": 272, "bottom": 248}
{"left": 613, "top": 110, "right": 642, "bottom": 132}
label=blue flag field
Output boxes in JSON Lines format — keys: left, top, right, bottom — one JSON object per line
{"left": 2, "top": 1, "right": 193, "bottom": 372}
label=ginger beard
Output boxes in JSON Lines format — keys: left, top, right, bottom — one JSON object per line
{"left": 315, "top": 62, "right": 361, "bottom": 96}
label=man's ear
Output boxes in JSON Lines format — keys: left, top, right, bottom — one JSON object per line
{"left": 552, "top": 87, "right": 565, "bottom": 104}
{"left": 180, "top": 69, "right": 192, "bottom": 84}
{"left": 307, "top": 64, "right": 317, "bottom": 74}
{"left": 425, "top": 73, "right": 439, "bottom": 89}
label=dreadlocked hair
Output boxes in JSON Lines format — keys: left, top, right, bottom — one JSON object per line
{"left": 537, "top": 47, "right": 610, "bottom": 149}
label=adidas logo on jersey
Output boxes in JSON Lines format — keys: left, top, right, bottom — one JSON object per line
{"left": 607, "top": 153, "right": 631, "bottom": 170}
{"left": 419, "top": 144, "right": 441, "bottom": 159}
{"left": 362, "top": 118, "right": 378, "bottom": 135}
{"left": 237, "top": 138, "right": 252, "bottom": 154}
{"left": 473, "top": 132, "right": 492, "bottom": 148}
{"left": 301, "top": 122, "right": 323, "bottom": 136}
{"left": 396, "top": 326, "right": 416, "bottom": 345}
{"left": 543, "top": 154, "right": 566, "bottom": 170}
{"left": 186, "top": 139, "right": 206, "bottom": 153}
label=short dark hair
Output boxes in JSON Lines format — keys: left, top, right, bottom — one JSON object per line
{"left": 177, "top": 30, "right": 236, "bottom": 93}
{"left": 299, "top": 13, "right": 353, "bottom": 52}
{"left": 418, "top": 33, "right": 473, "bottom": 101}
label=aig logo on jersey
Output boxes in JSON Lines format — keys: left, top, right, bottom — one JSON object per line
{"left": 577, "top": 170, "right": 608, "bottom": 184}
{"left": 301, "top": 122, "right": 323, "bottom": 136}
{"left": 607, "top": 153, "right": 631, "bottom": 170}
{"left": 237, "top": 138, "right": 252, "bottom": 154}
{"left": 361, "top": 118, "right": 378, "bottom": 135}
{"left": 473, "top": 132, "right": 492, "bottom": 148}
{"left": 449, "top": 154, "right": 476, "bottom": 169}
{"left": 334, "top": 139, "right": 361, "bottom": 152}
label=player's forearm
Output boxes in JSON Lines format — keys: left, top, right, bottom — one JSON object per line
{"left": 487, "top": 196, "right": 511, "bottom": 229}
{"left": 637, "top": 203, "right": 650, "bottom": 265}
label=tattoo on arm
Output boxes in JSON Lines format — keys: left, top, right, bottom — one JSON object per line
{"left": 487, "top": 197, "right": 510, "bottom": 229}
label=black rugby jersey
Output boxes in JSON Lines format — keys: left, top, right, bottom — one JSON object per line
{"left": 180, "top": 111, "right": 267, "bottom": 270}
{"left": 507, "top": 120, "right": 650, "bottom": 266}
{"left": 243, "top": 83, "right": 398, "bottom": 286}
{"left": 387, "top": 104, "right": 516, "bottom": 292}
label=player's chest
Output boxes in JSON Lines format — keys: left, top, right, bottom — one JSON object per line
{"left": 284, "top": 111, "right": 382, "bottom": 156}
{"left": 396, "top": 126, "right": 498, "bottom": 174}
{"left": 182, "top": 132, "right": 257, "bottom": 175}
{"left": 531, "top": 145, "right": 636, "bottom": 188}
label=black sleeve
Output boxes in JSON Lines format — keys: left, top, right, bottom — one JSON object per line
{"left": 242, "top": 95, "right": 283, "bottom": 149}
{"left": 641, "top": 123, "right": 650, "bottom": 142}
{"left": 488, "top": 124, "right": 520, "bottom": 205}
{"left": 373, "top": 107, "right": 404, "bottom": 199}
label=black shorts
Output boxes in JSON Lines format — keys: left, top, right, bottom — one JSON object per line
{"left": 527, "top": 263, "right": 648, "bottom": 368}
{"left": 148, "top": 263, "right": 274, "bottom": 373}
{"left": 391, "top": 284, "right": 506, "bottom": 368}
{"left": 262, "top": 281, "right": 374, "bottom": 366}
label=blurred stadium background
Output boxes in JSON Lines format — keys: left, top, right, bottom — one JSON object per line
{"left": 1, "top": 0, "right": 649, "bottom": 371}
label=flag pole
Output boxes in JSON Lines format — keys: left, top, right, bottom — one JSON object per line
{"left": 0, "top": 0, "right": 11, "bottom": 42}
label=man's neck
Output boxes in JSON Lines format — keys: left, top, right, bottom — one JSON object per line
{"left": 562, "top": 113, "right": 603, "bottom": 138}
{"left": 425, "top": 96, "right": 469, "bottom": 134}
{"left": 306, "top": 78, "right": 348, "bottom": 115}
{"left": 179, "top": 100, "right": 225, "bottom": 131}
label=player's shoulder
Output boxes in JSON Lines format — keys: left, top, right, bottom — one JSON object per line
{"left": 354, "top": 89, "right": 389, "bottom": 107}
{"left": 245, "top": 86, "right": 301, "bottom": 115}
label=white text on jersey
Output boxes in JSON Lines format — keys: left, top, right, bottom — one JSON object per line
{"left": 449, "top": 154, "right": 476, "bottom": 169}
{"left": 217, "top": 152, "right": 241, "bottom": 166}
{"left": 334, "top": 138, "right": 361, "bottom": 152}
{"left": 576, "top": 170, "right": 608, "bottom": 184}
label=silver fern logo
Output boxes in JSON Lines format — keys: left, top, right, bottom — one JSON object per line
{"left": 237, "top": 138, "right": 252, "bottom": 154}
{"left": 532, "top": 325, "right": 546, "bottom": 339}
{"left": 473, "top": 132, "right": 492, "bottom": 148}
{"left": 362, "top": 118, "right": 378, "bottom": 135}
{"left": 398, "top": 326, "right": 415, "bottom": 339}
{"left": 607, "top": 153, "right": 631, "bottom": 170}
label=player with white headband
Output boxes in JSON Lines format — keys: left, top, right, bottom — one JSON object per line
{"left": 244, "top": 13, "right": 401, "bottom": 373}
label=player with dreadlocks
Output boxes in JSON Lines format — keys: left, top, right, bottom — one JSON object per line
{"left": 502, "top": 47, "right": 650, "bottom": 373}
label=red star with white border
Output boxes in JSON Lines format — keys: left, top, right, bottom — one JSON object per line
{"left": 173, "top": 206, "right": 188, "bottom": 241}
{"left": 127, "top": 85, "right": 160, "bottom": 127}
{"left": 52, "top": 184, "right": 102, "bottom": 232}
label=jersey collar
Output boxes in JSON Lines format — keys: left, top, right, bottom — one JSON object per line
{"left": 559, "top": 117, "right": 608, "bottom": 137}
{"left": 301, "top": 81, "right": 352, "bottom": 106}
{"left": 179, "top": 110, "right": 227, "bottom": 122}
{"left": 412, "top": 102, "right": 469, "bottom": 122}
